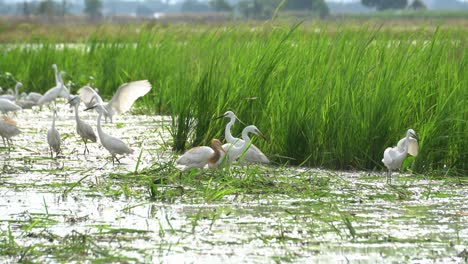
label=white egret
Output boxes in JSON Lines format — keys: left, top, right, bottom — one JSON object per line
{"left": 0, "top": 116, "right": 21, "bottom": 150}
{"left": 223, "top": 125, "right": 267, "bottom": 165}
{"left": 0, "top": 98, "right": 22, "bottom": 115}
{"left": 0, "top": 82, "right": 22, "bottom": 101}
{"left": 85, "top": 104, "right": 133, "bottom": 164}
{"left": 215, "top": 111, "right": 269, "bottom": 164}
{"left": 47, "top": 110, "right": 61, "bottom": 158}
{"left": 176, "top": 139, "right": 226, "bottom": 171}
{"left": 26, "top": 92, "right": 43, "bottom": 104}
{"left": 382, "top": 129, "right": 419, "bottom": 184}
{"left": 78, "top": 80, "right": 152, "bottom": 123}
{"left": 38, "top": 71, "right": 70, "bottom": 106}
{"left": 52, "top": 64, "right": 61, "bottom": 86}
{"left": 68, "top": 96, "right": 97, "bottom": 155}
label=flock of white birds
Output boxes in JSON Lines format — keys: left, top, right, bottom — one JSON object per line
{"left": 0, "top": 64, "right": 419, "bottom": 183}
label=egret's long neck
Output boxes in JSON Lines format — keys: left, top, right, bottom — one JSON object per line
{"left": 51, "top": 113, "right": 56, "bottom": 129}
{"left": 225, "top": 116, "right": 236, "bottom": 143}
{"left": 404, "top": 132, "right": 411, "bottom": 153}
{"left": 74, "top": 104, "right": 79, "bottom": 122}
{"left": 97, "top": 111, "right": 105, "bottom": 140}
{"left": 15, "top": 84, "right": 19, "bottom": 99}
{"left": 54, "top": 68, "right": 59, "bottom": 85}
{"left": 234, "top": 129, "right": 251, "bottom": 154}
{"left": 209, "top": 145, "right": 223, "bottom": 165}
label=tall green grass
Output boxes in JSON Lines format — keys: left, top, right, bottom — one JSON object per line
{"left": 0, "top": 24, "right": 465, "bottom": 175}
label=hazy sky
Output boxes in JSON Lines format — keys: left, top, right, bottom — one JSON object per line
{"left": 1, "top": 0, "right": 467, "bottom": 3}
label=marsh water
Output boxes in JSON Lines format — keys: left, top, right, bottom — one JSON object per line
{"left": 0, "top": 104, "right": 466, "bottom": 263}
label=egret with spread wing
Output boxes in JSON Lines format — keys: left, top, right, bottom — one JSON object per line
{"left": 78, "top": 80, "right": 152, "bottom": 123}
{"left": 382, "top": 129, "right": 419, "bottom": 184}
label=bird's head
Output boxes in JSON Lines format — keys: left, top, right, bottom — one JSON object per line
{"left": 408, "top": 129, "right": 418, "bottom": 140}
{"left": 16, "top": 82, "right": 23, "bottom": 88}
{"left": 214, "top": 110, "right": 236, "bottom": 120}
{"left": 211, "top": 139, "right": 224, "bottom": 150}
{"left": 245, "top": 125, "right": 267, "bottom": 141}
{"left": 85, "top": 103, "right": 108, "bottom": 114}
{"left": 52, "top": 64, "right": 57, "bottom": 70}
{"left": 67, "top": 95, "right": 80, "bottom": 106}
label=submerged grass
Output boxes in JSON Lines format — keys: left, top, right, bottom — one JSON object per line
{"left": 0, "top": 23, "right": 466, "bottom": 175}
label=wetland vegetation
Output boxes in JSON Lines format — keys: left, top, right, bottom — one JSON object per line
{"left": 0, "top": 19, "right": 467, "bottom": 262}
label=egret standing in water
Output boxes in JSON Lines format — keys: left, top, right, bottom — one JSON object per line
{"left": 382, "top": 129, "right": 419, "bottom": 184}
{"left": 78, "top": 80, "right": 152, "bottom": 123}
{"left": 215, "top": 111, "right": 269, "bottom": 164}
{"left": 0, "top": 82, "right": 22, "bottom": 101}
{"left": 0, "top": 116, "right": 21, "bottom": 150}
{"left": 68, "top": 96, "right": 97, "bottom": 155}
{"left": 223, "top": 125, "right": 268, "bottom": 165}
{"left": 0, "top": 98, "right": 22, "bottom": 115}
{"left": 85, "top": 104, "right": 133, "bottom": 165}
{"left": 176, "top": 139, "right": 226, "bottom": 171}
{"left": 47, "top": 110, "right": 61, "bottom": 158}
{"left": 38, "top": 71, "right": 69, "bottom": 106}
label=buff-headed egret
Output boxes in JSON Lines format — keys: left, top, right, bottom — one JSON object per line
{"left": 382, "top": 129, "right": 419, "bottom": 184}
{"left": 176, "top": 139, "right": 226, "bottom": 171}
{"left": 0, "top": 116, "right": 21, "bottom": 150}
{"left": 68, "top": 96, "right": 97, "bottom": 155}
{"left": 85, "top": 104, "right": 133, "bottom": 164}
{"left": 215, "top": 111, "right": 269, "bottom": 164}
{"left": 47, "top": 110, "right": 61, "bottom": 158}
{"left": 78, "top": 80, "right": 152, "bottom": 123}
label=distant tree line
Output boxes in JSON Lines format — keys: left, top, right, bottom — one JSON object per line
{"left": 19, "top": 0, "right": 102, "bottom": 19}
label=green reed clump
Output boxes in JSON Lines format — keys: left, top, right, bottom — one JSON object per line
{"left": 0, "top": 24, "right": 465, "bottom": 175}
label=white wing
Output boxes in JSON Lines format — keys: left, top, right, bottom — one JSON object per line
{"left": 78, "top": 86, "right": 102, "bottom": 108}
{"left": 176, "top": 146, "right": 213, "bottom": 167}
{"left": 407, "top": 137, "right": 418, "bottom": 157}
{"left": 244, "top": 144, "right": 270, "bottom": 163}
{"left": 107, "top": 80, "right": 152, "bottom": 114}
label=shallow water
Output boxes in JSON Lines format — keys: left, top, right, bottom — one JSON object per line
{"left": 0, "top": 104, "right": 467, "bottom": 263}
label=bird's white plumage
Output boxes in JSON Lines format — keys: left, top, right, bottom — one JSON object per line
{"left": 382, "top": 129, "right": 419, "bottom": 184}
{"left": 78, "top": 86, "right": 102, "bottom": 108}
{"left": 26, "top": 92, "right": 43, "bottom": 103}
{"left": 70, "top": 96, "right": 97, "bottom": 154}
{"left": 108, "top": 80, "right": 152, "bottom": 114}
{"left": 218, "top": 111, "right": 269, "bottom": 164}
{"left": 397, "top": 137, "right": 418, "bottom": 157}
{"left": 176, "top": 146, "right": 215, "bottom": 170}
{"left": 47, "top": 111, "right": 61, "bottom": 157}
{"left": 38, "top": 71, "right": 69, "bottom": 106}
{"left": 93, "top": 105, "right": 133, "bottom": 162}
{"left": 176, "top": 139, "right": 226, "bottom": 171}
{"left": 0, "top": 99, "right": 22, "bottom": 114}
{"left": 222, "top": 125, "right": 267, "bottom": 164}
{"left": 78, "top": 80, "right": 151, "bottom": 123}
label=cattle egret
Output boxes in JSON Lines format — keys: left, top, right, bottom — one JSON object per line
{"left": 215, "top": 111, "right": 269, "bottom": 164}
{"left": 176, "top": 139, "right": 226, "bottom": 171}
{"left": 47, "top": 110, "right": 61, "bottom": 158}
{"left": 78, "top": 80, "right": 152, "bottom": 123}
{"left": 85, "top": 104, "right": 133, "bottom": 164}
{"left": 382, "top": 129, "right": 419, "bottom": 184}
{"left": 0, "top": 116, "right": 21, "bottom": 150}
